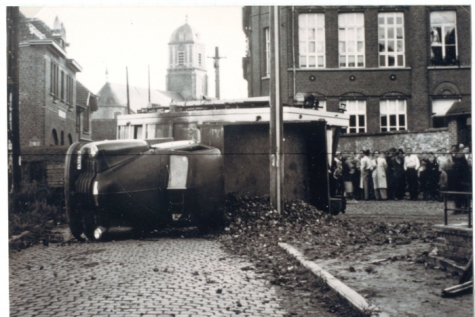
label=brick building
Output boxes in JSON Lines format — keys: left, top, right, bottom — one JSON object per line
{"left": 17, "top": 9, "right": 95, "bottom": 149}
{"left": 242, "top": 6, "right": 471, "bottom": 153}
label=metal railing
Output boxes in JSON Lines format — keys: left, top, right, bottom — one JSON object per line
{"left": 439, "top": 191, "right": 472, "bottom": 228}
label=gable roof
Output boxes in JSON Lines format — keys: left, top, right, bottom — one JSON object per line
{"left": 76, "top": 81, "right": 98, "bottom": 112}
{"left": 96, "top": 82, "right": 184, "bottom": 113}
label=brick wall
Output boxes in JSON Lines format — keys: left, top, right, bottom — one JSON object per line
{"left": 338, "top": 129, "right": 451, "bottom": 153}
{"left": 19, "top": 46, "right": 46, "bottom": 149}
{"left": 92, "top": 119, "right": 118, "bottom": 141}
{"left": 433, "top": 224, "right": 472, "bottom": 264}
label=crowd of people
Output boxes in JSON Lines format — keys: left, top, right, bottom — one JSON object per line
{"left": 330, "top": 144, "right": 472, "bottom": 205}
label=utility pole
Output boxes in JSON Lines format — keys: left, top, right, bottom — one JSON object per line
{"left": 7, "top": 7, "right": 21, "bottom": 192}
{"left": 148, "top": 65, "right": 151, "bottom": 103}
{"left": 269, "top": 6, "right": 283, "bottom": 215}
{"left": 209, "top": 47, "right": 225, "bottom": 99}
{"left": 126, "top": 67, "right": 130, "bottom": 114}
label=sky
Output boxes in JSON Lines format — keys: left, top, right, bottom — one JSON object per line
{"left": 19, "top": 6, "right": 249, "bottom": 99}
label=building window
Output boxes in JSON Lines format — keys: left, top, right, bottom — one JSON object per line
{"left": 83, "top": 107, "right": 90, "bottom": 133}
{"left": 134, "top": 125, "right": 143, "bottom": 139}
{"left": 343, "top": 100, "right": 366, "bottom": 133}
{"left": 198, "top": 53, "right": 202, "bottom": 67}
{"left": 338, "top": 13, "right": 365, "bottom": 68}
{"left": 64, "top": 75, "right": 72, "bottom": 104}
{"left": 146, "top": 124, "right": 157, "bottom": 139}
{"left": 50, "top": 62, "right": 59, "bottom": 96}
{"left": 118, "top": 125, "right": 128, "bottom": 139}
{"left": 60, "top": 70, "right": 65, "bottom": 100}
{"left": 52, "top": 129, "right": 58, "bottom": 145}
{"left": 299, "top": 13, "right": 325, "bottom": 68}
{"left": 380, "top": 99, "right": 407, "bottom": 131}
{"left": 430, "top": 11, "right": 457, "bottom": 66}
{"left": 264, "top": 27, "right": 270, "bottom": 76}
{"left": 178, "top": 51, "right": 185, "bottom": 65}
{"left": 378, "top": 12, "right": 405, "bottom": 67}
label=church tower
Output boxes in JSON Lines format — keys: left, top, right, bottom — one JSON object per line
{"left": 166, "top": 22, "right": 208, "bottom": 100}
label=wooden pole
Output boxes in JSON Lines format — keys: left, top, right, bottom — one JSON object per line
{"left": 7, "top": 7, "right": 21, "bottom": 192}
{"left": 148, "top": 65, "right": 151, "bottom": 103}
{"left": 126, "top": 67, "right": 130, "bottom": 114}
{"left": 209, "top": 47, "right": 225, "bottom": 99}
{"left": 215, "top": 47, "right": 220, "bottom": 99}
{"left": 269, "top": 6, "right": 283, "bottom": 214}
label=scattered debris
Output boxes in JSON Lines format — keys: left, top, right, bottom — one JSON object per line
{"left": 442, "top": 281, "right": 473, "bottom": 297}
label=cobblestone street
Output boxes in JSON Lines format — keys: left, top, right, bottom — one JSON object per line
{"left": 9, "top": 236, "right": 300, "bottom": 317}
{"left": 9, "top": 199, "right": 471, "bottom": 317}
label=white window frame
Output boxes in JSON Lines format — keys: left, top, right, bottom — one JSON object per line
{"left": 298, "top": 13, "right": 325, "bottom": 68}
{"left": 338, "top": 13, "right": 365, "bottom": 68}
{"left": 430, "top": 11, "right": 458, "bottom": 65}
{"left": 380, "top": 99, "right": 407, "bottom": 132}
{"left": 265, "top": 27, "right": 270, "bottom": 77}
{"left": 378, "top": 12, "right": 405, "bottom": 67}
{"left": 146, "top": 124, "right": 156, "bottom": 139}
{"left": 343, "top": 100, "right": 366, "bottom": 133}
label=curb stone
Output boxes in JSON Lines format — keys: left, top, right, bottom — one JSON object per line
{"left": 278, "top": 242, "right": 390, "bottom": 317}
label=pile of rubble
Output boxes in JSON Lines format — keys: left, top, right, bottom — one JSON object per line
{"left": 222, "top": 194, "right": 436, "bottom": 256}
{"left": 219, "top": 194, "right": 438, "bottom": 316}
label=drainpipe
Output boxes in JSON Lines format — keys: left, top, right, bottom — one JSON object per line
{"left": 292, "top": 6, "right": 296, "bottom": 99}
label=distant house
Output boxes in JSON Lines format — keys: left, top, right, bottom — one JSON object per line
{"left": 92, "top": 81, "right": 185, "bottom": 141}
{"left": 76, "top": 81, "right": 98, "bottom": 142}
{"left": 92, "top": 21, "right": 209, "bottom": 141}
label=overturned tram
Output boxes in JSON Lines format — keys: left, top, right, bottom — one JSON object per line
{"left": 65, "top": 96, "right": 349, "bottom": 240}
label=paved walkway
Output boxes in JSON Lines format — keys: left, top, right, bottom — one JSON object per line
{"left": 9, "top": 237, "right": 291, "bottom": 317}
{"left": 343, "top": 199, "right": 469, "bottom": 224}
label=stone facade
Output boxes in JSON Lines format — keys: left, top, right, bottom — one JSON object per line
{"left": 339, "top": 129, "right": 451, "bottom": 153}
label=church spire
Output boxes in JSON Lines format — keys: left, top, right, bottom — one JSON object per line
{"left": 105, "top": 67, "right": 109, "bottom": 82}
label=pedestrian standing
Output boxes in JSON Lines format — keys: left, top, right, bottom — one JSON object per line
{"left": 360, "top": 149, "right": 372, "bottom": 200}
{"left": 392, "top": 149, "right": 406, "bottom": 200}
{"left": 352, "top": 151, "right": 362, "bottom": 200}
{"left": 438, "top": 165, "right": 448, "bottom": 194}
{"left": 418, "top": 160, "right": 428, "bottom": 200}
{"left": 452, "top": 145, "right": 471, "bottom": 209}
{"left": 404, "top": 147, "right": 420, "bottom": 200}
{"left": 331, "top": 151, "right": 343, "bottom": 196}
{"left": 342, "top": 155, "right": 355, "bottom": 200}
{"left": 385, "top": 149, "right": 396, "bottom": 199}
{"left": 425, "top": 152, "right": 439, "bottom": 200}
{"left": 372, "top": 150, "right": 388, "bottom": 200}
